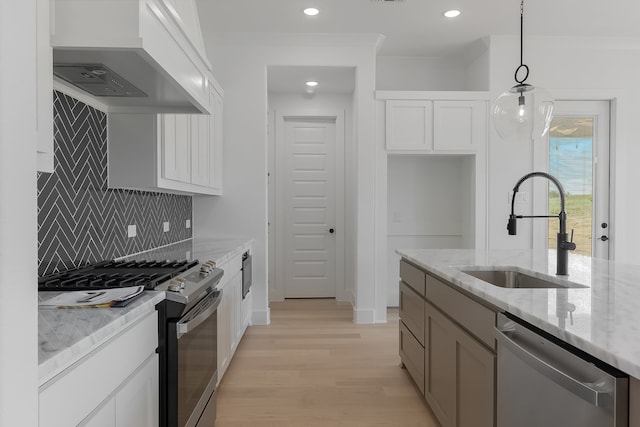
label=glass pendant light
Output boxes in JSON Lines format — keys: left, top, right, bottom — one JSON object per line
{"left": 493, "top": 0, "right": 554, "bottom": 141}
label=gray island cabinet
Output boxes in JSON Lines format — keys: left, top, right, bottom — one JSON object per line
{"left": 399, "top": 259, "right": 496, "bottom": 427}
{"left": 397, "top": 249, "right": 640, "bottom": 427}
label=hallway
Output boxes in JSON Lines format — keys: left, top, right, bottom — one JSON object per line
{"left": 214, "top": 299, "right": 439, "bottom": 426}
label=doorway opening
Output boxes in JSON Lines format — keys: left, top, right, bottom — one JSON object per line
{"left": 266, "top": 66, "right": 355, "bottom": 302}
{"left": 547, "top": 101, "right": 611, "bottom": 259}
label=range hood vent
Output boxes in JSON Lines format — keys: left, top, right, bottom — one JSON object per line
{"left": 52, "top": 0, "right": 214, "bottom": 114}
{"left": 53, "top": 64, "right": 147, "bottom": 98}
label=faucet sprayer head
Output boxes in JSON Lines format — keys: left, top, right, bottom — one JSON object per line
{"left": 507, "top": 215, "right": 518, "bottom": 235}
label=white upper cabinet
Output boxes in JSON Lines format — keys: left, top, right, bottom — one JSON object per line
{"left": 385, "top": 100, "right": 434, "bottom": 151}
{"left": 378, "top": 91, "right": 489, "bottom": 153}
{"left": 36, "top": 0, "right": 53, "bottom": 173}
{"left": 433, "top": 100, "right": 487, "bottom": 151}
{"left": 190, "top": 113, "right": 211, "bottom": 187}
{"left": 162, "top": 114, "right": 192, "bottom": 184}
{"left": 108, "top": 81, "right": 224, "bottom": 196}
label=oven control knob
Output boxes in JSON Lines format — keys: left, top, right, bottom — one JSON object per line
{"left": 168, "top": 278, "right": 186, "bottom": 292}
{"left": 199, "top": 260, "right": 216, "bottom": 275}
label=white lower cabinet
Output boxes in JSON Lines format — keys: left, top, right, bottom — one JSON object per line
{"left": 39, "top": 311, "right": 158, "bottom": 427}
{"left": 216, "top": 249, "right": 252, "bottom": 383}
{"left": 80, "top": 399, "right": 116, "bottom": 427}
{"left": 114, "top": 354, "right": 159, "bottom": 426}
{"left": 217, "top": 276, "right": 233, "bottom": 378}
{"left": 80, "top": 354, "right": 159, "bottom": 427}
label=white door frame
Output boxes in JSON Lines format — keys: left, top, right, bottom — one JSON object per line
{"left": 532, "top": 89, "right": 618, "bottom": 260}
{"left": 272, "top": 110, "right": 346, "bottom": 300}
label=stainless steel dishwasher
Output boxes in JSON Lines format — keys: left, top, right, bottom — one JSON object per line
{"left": 496, "top": 313, "right": 628, "bottom": 427}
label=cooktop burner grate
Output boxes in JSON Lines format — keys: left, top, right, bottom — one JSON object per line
{"left": 38, "top": 259, "right": 199, "bottom": 291}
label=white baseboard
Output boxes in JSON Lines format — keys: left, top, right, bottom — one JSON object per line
{"left": 353, "top": 308, "right": 376, "bottom": 324}
{"left": 252, "top": 308, "right": 271, "bottom": 325}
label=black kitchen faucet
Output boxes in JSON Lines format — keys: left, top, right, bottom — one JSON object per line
{"left": 507, "top": 171, "right": 576, "bottom": 276}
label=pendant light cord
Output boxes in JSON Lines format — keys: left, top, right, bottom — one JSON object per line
{"left": 520, "top": 0, "right": 524, "bottom": 67}
{"left": 515, "top": 0, "right": 529, "bottom": 85}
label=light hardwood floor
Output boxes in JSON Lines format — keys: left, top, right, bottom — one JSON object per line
{"left": 215, "top": 299, "right": 440, "bottom": 427}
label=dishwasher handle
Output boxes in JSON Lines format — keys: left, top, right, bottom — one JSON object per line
{"left": 496, "top": 327, "right": 611, "bottom": 408}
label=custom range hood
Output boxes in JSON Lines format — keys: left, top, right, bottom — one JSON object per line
{"left": 52, "top": 0, "right": 213, "bottom": 114}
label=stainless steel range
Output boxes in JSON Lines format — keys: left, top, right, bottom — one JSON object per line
{"left": 156, "top": 262, "right": 223, "bottom": 427}
{"left": 38, "top": 259, "right": 224, "bottom": 427}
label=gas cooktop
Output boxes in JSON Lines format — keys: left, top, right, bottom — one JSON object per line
{"left": 38, "top": 259, "right": 199, "bottom": 291}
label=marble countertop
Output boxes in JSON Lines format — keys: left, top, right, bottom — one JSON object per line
{"left": 39, "top": 237, "right": 253, "bottom": 385}
{"left": 396, "top": 248, "right": 640, "bottom": 379}
{"left": 38, "top": 291, "right": 165, "bottom": 385}
{"left": 121, "top": 237, "right": 253, "bottom": 269}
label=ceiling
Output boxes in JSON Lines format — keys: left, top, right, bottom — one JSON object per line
{"left": 196, "top": 0, "right": 640, "bottom": 57}
{"left": 195, "top": 0, "right": 640, "bottom": 94}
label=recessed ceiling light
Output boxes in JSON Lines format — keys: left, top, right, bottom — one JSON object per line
{"left": 306, "top": 81, "right": 319, "bottom": 87}
{"left": 444, "top": 9, "right": 461, "bottom": 18}
{"left": 303, "top": 7, "right": 319, "bottom": 16}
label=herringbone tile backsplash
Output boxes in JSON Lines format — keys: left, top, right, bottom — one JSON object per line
{"left": 37, "top": 91, "right": 192, "bottom": 276}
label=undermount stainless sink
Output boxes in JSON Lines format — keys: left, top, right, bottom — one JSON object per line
{"left": 458, "top": 267, "right": 587, "bottom": 289}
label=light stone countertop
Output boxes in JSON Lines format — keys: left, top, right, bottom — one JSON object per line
{"left": 121, "top": 237, "right": 253, "bottom": 272}
{"left": 38, "top": 291, "right": 165, "bottom": 386}
{"left": 38, "top": 237, "right": 253, "bottom": 385}
{"left": 396, "top": 248, "right": 640, "bottom": 379}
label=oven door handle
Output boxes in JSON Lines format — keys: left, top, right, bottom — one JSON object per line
{"left": 176, "top": 291, "right": 222, "bottom": 339}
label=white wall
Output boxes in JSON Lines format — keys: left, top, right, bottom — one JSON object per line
{"left": 267, "top": 91, "right": 354, "bottom": 302}
{"left": 193, "top": 33, "right": 385, "bottom": 323}
{"left": 376, "top": 44, "right": 491, "bottom": 92}
{"left": 376, "top": 56, "right": 466, "bottom": 91}
{"left": 465, "top": 39, "right": 491, "bottom": 92}
{"left": 0, "top": 0, "right": 39, "bottom": 425}
{"left": 487, "top": 36, "right": 640, "bottom": 265}
{"left": 386, "top": 155, "right": 474, "bottom": 306}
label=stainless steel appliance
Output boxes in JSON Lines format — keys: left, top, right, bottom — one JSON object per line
{"left": 242, "top": 251, "right": 252, "bottom": 299}
{"left": 39, "top": 258, "right": 224, "bottom": 427}
{"left": 156, "top": 266, "right": 223, "bottom": 427}
{"left": 496, "top": 313, "right": 628, "bottom": 427}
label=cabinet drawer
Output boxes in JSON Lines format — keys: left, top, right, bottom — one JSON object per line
{"left": 399, "top": 281, "right": 425, "bottom": 345}
{"left": 400, "top": 260, "right": 426, "bottom": 296}
{"left": 400, "top": 321, "right": 425, "bottom": 394}
{"left": 426, "top": 274, "right": 496, "bottom": 349}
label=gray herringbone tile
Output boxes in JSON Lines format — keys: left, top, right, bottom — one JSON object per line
{"left": 37, "top": 91, "right": 193, "bottom": 276}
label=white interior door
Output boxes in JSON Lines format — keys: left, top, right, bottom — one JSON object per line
{"left": 547, "top": 100, "right": 611, "bottom": 259}
{"left": 280, "top": 117, "right": 338, "bottom": 298}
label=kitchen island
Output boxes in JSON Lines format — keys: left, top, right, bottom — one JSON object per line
{"left": 397, "top": 248, "right": 640, "bottom": 427}
{"left": 397, "top": 248, "right": 640, "bottom": 377}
